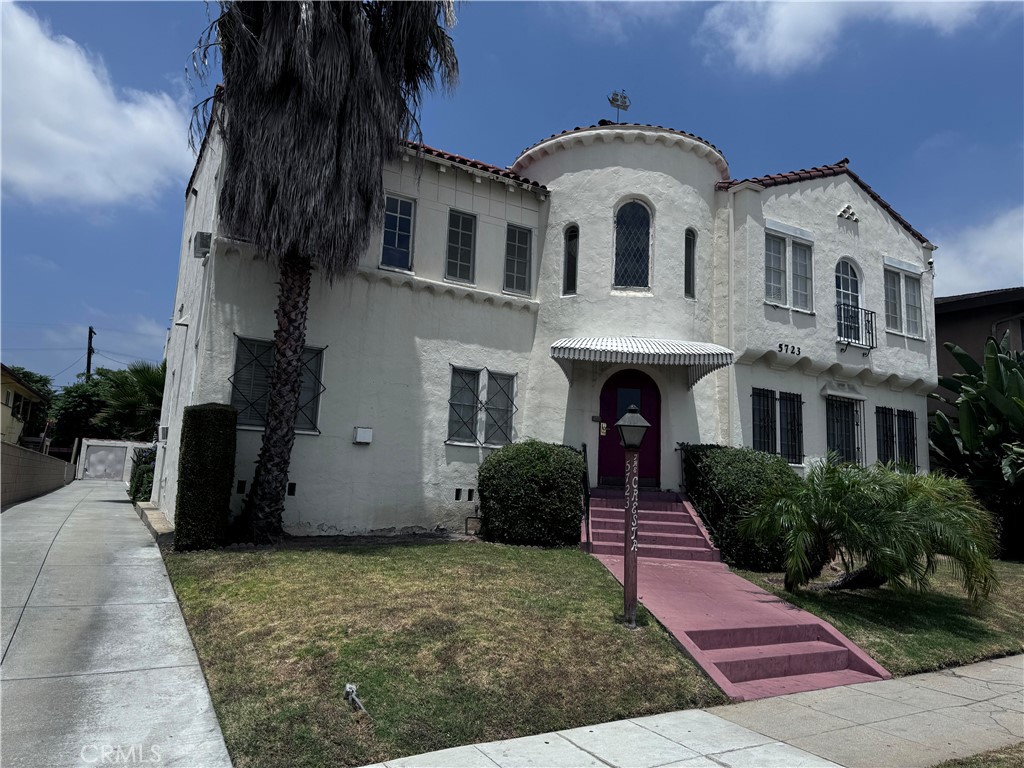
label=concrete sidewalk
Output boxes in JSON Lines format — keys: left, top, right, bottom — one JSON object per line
{"left": 1, "top": 481, "right": 231, "bottom": 767}
{"left": 361, "top": 656, "right": 1023, "bottom": 768}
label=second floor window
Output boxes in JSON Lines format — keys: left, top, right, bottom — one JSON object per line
{"left": 381, "top": 195, "right": 414, "bottom": 270}
{"left": 884, "top": 269, "right": 924, "bottom": 337}
{"left": 446, "top": 210, "right": 476, "bottom": 283}
{"left": 684, "top": 228, "right": 696, "bottom": 299}
{"left": 504, "top": 225, "right": 531, "bottom": 294}
{"left": 835, "top": 259, "right": 862, "bottom": 342}
{"left": 765, "top": 233, "right": 813, "bottom": 310}
{"left": 563, "top": 226, "right": 579, "bottom": 295}
{"left": 614, "top": 201, "right": 650, "bottom": 288}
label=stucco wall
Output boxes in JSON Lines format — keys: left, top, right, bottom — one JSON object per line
{"left": 2, "top": 443, "right": 74, "bottom": 508}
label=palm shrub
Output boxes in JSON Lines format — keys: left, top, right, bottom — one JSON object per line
{"left": 478, "top": 440, "right": 585, "bottom": 547}
{"left": 930, "top": 332, "right": 1024, "bottom": 558}
{"left": 740, "top": 458, "right": 998, "bottom": 601}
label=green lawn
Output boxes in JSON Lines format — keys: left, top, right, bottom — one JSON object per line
{"left": 165, "top": 541, "right": 726, "bottom": 768}
{"left": 734, "top": 560, "right": 1024, "bottom": 676}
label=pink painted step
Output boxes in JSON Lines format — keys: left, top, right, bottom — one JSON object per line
{"left": 591, "top": 529, "right": 709, "bottom": 548}
{"left": 590, "top": 541, "right": 721, "bottom": 561}
{"left": 593, "top": 555, "right": 891, "bottom": 701}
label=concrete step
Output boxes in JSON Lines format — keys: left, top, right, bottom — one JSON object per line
{"left": 707, "top": 641, "right": 849, "bottom": 683}
{"left": 590, "top": 517, "right": 701, "bottom": 535}
{"left": 590, "top": 500, "right": 686, "bottom": 512}
{"left": 590, "top": 489, "right": 681, "bottom": 503}
{"left": 590, "top": 508, "right": 692, "bottom": 523}
{"left": 687, "top": 623, "right": 827, "bottom": 651}
{"left": 729, "top": 668, "right": 884, "bottom": 700}
{"left": 591, "top": 529, "right": 709, "bottom": 549}
{"left": 590, "top": 541, "right": 721, "bottom": 561}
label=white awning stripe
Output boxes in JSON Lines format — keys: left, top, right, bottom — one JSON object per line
{"left": 550, "top": 336, "right": 735, "bottom": 387}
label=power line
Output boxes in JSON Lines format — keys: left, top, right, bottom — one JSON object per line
{"left": 1, "top": 347, "right": 82, "bottom": 351}
{"left": 95, "top": 351, "right": 161, "bottom": 366}
{"left": 49, "top": 354, "right": 86, "bottom": 379}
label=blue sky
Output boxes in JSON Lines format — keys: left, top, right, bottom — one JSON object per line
{"left": 2, "top": 1, "right": 1022, "bottom": 386}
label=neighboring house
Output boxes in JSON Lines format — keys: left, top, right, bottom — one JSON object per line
{"left": 1, "top": 364, "right": 48, "bottom": 446}
{"left": 153, "top": 119, "right": 938, "bottom": 535}
{"left": 931, "top": 286, "right": 1024, "bottom": 418}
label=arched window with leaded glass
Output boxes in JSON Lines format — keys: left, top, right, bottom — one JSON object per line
{"left": 835, "top": 259, "right": 861, "bottom": 342}
{"left": 614, "top": 201, "right": 650, "bottom": 288}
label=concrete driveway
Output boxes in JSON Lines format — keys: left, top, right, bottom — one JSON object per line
{"left": 1, "top": 481, "right": 231, "bottom": 767}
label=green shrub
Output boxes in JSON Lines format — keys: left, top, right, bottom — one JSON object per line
{"left": 175, "top": 404, "right": 237, "bottom": 551}
{"left": 478, "top": 440, "right": 585, "bottom": 547}
{"left": 683, "top": 444, "right": 800, "bottom": 570}
{"left": 128, "top": 446, "right": 157, "bottom": 502}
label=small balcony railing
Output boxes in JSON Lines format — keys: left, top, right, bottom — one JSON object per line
{"left": 836, "top": 303, "right": 877, "bottom": 350}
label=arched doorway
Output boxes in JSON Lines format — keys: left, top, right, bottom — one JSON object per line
{"left": 597, "top": 369, "right": 661, "bottom": 487}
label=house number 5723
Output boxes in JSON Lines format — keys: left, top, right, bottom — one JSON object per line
{"left": 778, "top": 343, "right": 801, "bottom": 355}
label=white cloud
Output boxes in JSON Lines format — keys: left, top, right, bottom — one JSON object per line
{"left": 933, "top": 206, "right": 1024, "bottom": 297}
{"left": 560, "top": 2, "right": 688, "bottom": 42}
{"left": 1, "top": 3, "right": 192, "bottom": 206}
{"left": 699, "top": 2, "right": 983, "bottom": 77}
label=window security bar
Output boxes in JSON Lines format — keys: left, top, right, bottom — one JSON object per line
{"left": 228, "top": 335, "right": 327, "bottom": 435}
{"left": 836, "top": 303, "right": 877, "bottom": 355}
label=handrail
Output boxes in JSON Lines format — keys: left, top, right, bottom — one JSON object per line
{"left": 835, "top": 302, "right": 877, "bottom": 351}
{"left": 580, "top": 442, "right": 591, "bottom": 546}
{"left": 676, "top": 443, "right": 725, "bottom": 544}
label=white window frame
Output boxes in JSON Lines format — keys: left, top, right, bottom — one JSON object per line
{"left": 380, "top": 194, "right": 415, "bottom": 272}
{"left": 504, "top": 224, "right": 532, "bottom": 295}
{"left": 884, "top": 269, "right": 903, "bottom": 332}
{"left": 230, "top": 337, "right": 324, "bottom": 435}
{"left": 446, "top": 366, "right": 517, "bottom": 447}
{"left": 884, "top": 268, "right": 925, "bottom": 339}
{"left": 445, "top": 209, "right": 476, "bottom": 284}
{"left": 765, "top": 230, "right": 814, "bottom": 311}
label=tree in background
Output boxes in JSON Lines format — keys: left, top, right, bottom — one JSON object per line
{"left": 930, "top": 332, "right": 1024, "bottom": 559}
{"left": 6, "top": 365, "right": 53, "bottom": 437}
{"left": 93, "top": 360, "right": 166, "bottom": 440}
{"left": 193, "top": 1, "right": 458, "bottom": 541}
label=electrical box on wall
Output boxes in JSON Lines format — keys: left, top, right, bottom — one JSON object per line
{"left": 353, "top": 427, "right": 373, "bottom": 445}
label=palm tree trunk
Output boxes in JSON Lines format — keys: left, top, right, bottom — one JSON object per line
{"left": 827, "top": 565, "right": 888, "bottom": 590}
{"left": 244, "top": 251, "right": 313, "bottom": 543}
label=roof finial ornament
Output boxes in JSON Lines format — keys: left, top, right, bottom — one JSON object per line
{"left": 607, "top": 89, "right": 630, "bottom": 123}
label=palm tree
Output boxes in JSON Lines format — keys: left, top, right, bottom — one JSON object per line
{"left": 93, "top": 360, "right": 167, "bottom": 441}
{"left": 193, "top": 2, "right": 458, "bottom": 541}
{"left": 740, "top": 458, "right": 997, "bottom": 601}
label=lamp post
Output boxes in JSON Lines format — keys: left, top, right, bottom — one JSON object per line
{"left": 615, "top": 404, "right": 650, "bottom": 628}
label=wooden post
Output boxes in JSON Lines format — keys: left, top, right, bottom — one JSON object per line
{"left": 623, "top": 447, "right": 639, "bottom": 628}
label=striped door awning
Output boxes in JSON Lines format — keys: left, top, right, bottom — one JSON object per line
{"left": 550, "top": 336, "right": 735, "bottom": 388}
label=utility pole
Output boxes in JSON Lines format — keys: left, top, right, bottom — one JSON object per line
{"left": 86, "top": 326, "right": 96, "bottom": 382}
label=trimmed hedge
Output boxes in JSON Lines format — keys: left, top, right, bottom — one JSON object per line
{"left": 128, "top": 446, "right": 157, "bottom": 502}
{"left": 478, "top": 440, "right": 585, "bottom": 547}
{"left": 175, "top": 403, "right": 236, "bottom": 551}
{"left": 683, "top": 444, "right": 800, "bottom": 571}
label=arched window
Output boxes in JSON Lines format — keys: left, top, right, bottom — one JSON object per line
{"left": 835, "top": 259, "right": 861, "bottom": 342}
{"left": 614, "top": 201, "right": 650, "bottom": 288}
{"left": 684, "top": 228, "right": 696, "bottom": 298}
{"left": 563, "top": 226, "right": 579, "bottom": 296}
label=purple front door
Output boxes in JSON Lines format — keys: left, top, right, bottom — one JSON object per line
{"left": 598, "top": 369, "right": 661, "bottom": 487}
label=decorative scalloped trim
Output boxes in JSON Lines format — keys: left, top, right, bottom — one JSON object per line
{"left": 355, "top": 268, "right": 538, "bottom": 314}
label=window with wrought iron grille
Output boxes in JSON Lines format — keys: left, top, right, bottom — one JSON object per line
{"left": 563, "top": 226, "right": 579, "bottom": 296}
{"left": 447, "top": 367, "right": 516, "bottom": 445}
{"left": 752, "top": 388, "right": 804, "bottom": 463}
{"left": 835, "top": 260, "right": 862, "bottom": 343}
{"left": 751, "top": 388, "right": 776, "bottom": 453}
{"left": 875, "top": 406, "right": 918, "bottom": 469}
{"left": 684, "top": 228, "right": 696, "bottom": 299}
{"left": 230, "top": 338, "right": 325, "bottom": 432}
{"left": 504, "top": 225, "right": 531, "bottom": 294}
{"left": 446, "top": 210, "right": 475, "bottom": 283}
{"left": 381, "top": 195, "right": 414, "bottom": 270}
{"left": 614, "top": 201, "right": 650, "bottom": 288}
{"left": 826, "top": 395, "right": 863, "bottom": 465}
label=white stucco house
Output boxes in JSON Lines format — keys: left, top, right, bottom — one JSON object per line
{"left": 152, "top": 118, "right": 937, "bottom": 535}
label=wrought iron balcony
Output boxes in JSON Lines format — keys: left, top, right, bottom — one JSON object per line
{"left": 835, "top": 303, "right": 877, "bottom": 351}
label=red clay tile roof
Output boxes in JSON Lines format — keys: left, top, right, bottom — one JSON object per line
{"left": 517, "top": 119, "right": 726, "bottom": 163}
{"left": 717, "top": 158, "right": 932, "bottom": 246}
{"left": 403, "top": 141, "right": 546, "bottom": 190}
